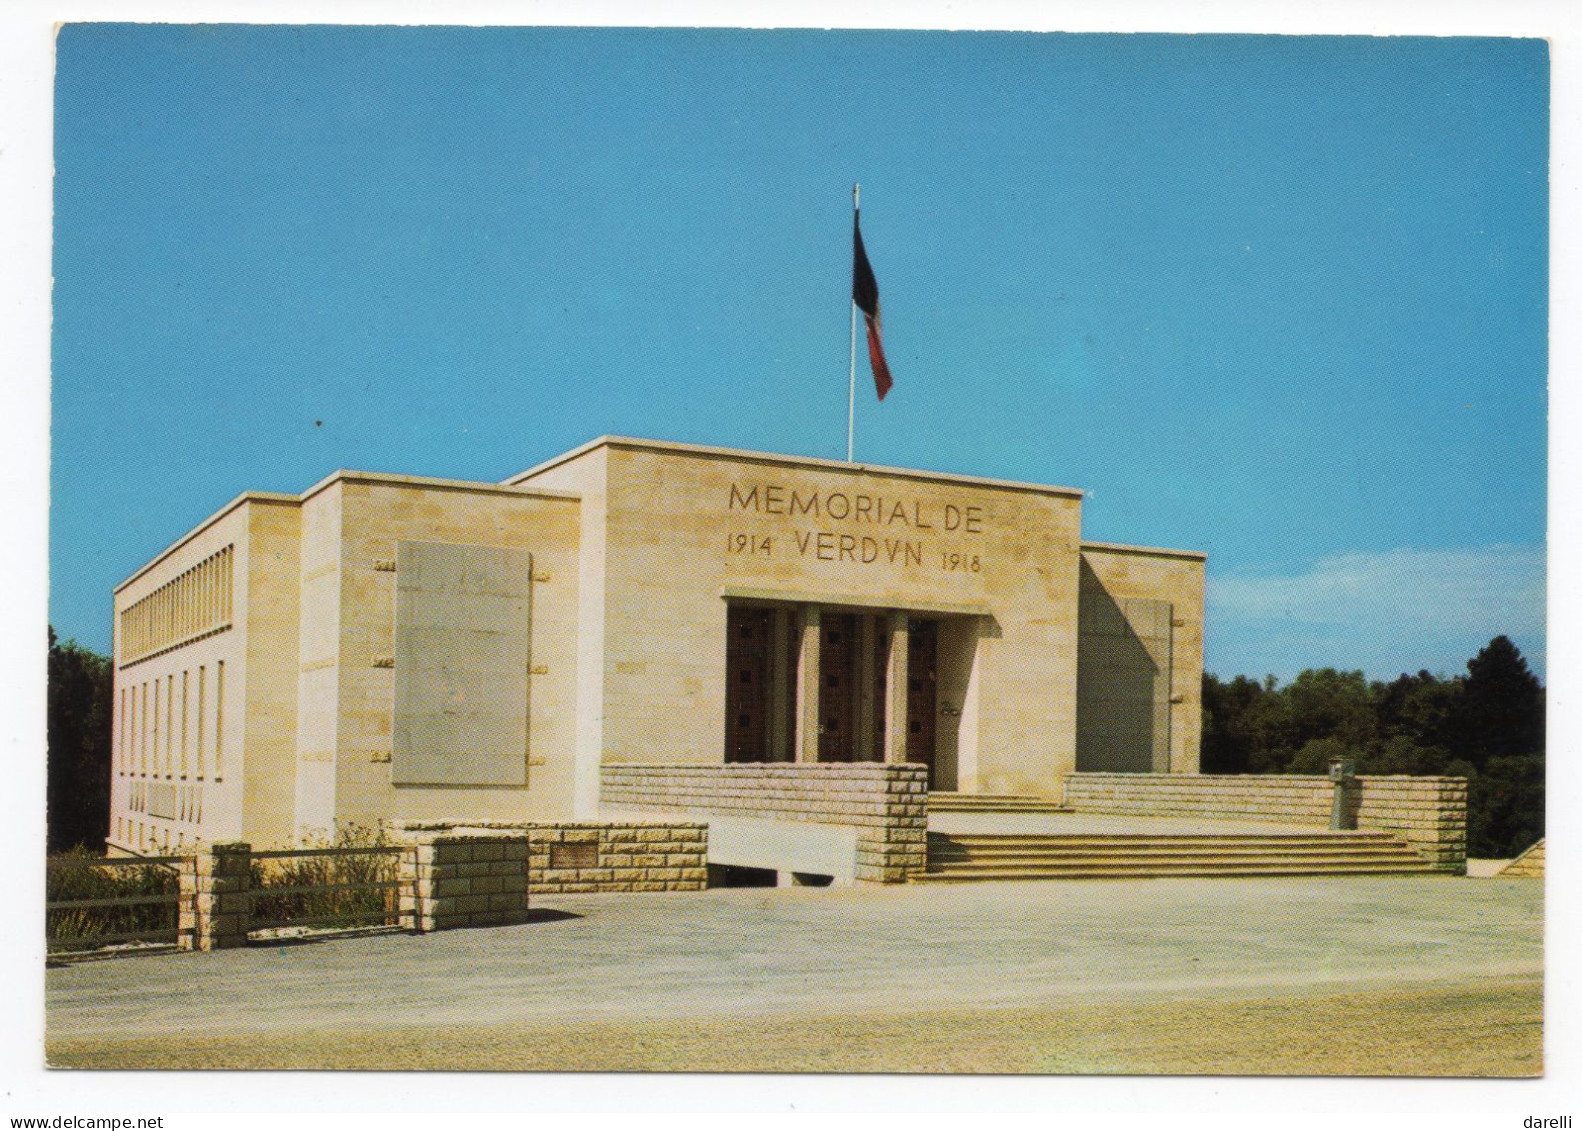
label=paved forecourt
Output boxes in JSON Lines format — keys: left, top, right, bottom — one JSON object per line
{"left": 46, "top": 874, "right": 1542, "bottom": 1074}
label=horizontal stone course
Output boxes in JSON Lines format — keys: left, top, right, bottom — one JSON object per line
{"left": 1064, "top": 773, "right": 1466, "bottom": 873}
{"left": 600, "top": 762, "right": 930, "bottom": 884}
{"left": 399, "top": 819, "right": 707, "bottom": 895}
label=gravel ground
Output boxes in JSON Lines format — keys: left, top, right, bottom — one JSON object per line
{"left": 45, "top": 874, "right": 1543, "bottom": 1075}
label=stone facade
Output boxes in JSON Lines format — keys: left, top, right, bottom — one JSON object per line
{"left": 1076, "top": 544, "right": 1204, "bottom": 774}
{"left": 601, "top": 762, "right": 929, "bottom": 883}
{"left": 1064, "top": 773, "right": 1468, "bottom": 872}
{"left": 109, "top": 436, "right": 1205, "bottom": 862}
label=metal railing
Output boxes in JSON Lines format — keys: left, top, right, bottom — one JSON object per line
{"left": 246, "top": 845, "right": 414, "bottom": 934}
{"left": 46, "top": 854, "right": 194, "bottom": 954}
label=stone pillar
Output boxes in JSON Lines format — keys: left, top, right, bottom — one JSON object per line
{"left": 180, "top": 840, "right": 251, "bottom": 951}
{"left": 854, "top": 763, "right": 930, "bottom": 883}
{"left": 795, "top": 605, "right": 822, "bottom": 763}
{"left": 401, "top": 831, "right": 530, "bottom": 932}
{"left": 768, "top": 608, "right": 793, "bottom": 760}
{"left": 883, "top": 610, "right": 910, "bottom": 764}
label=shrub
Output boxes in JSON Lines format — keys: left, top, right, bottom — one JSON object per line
{"left": 248, "top": 824, "right": 403, "bottom": 931}
{"left": 46, "top": 847, "right": 183, "bottom": 952}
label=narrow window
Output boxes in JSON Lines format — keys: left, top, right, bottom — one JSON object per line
{"left": 151, "top": 677, "right": 161, "bottom": 777}
{"left": 180, "top": 670, "right": 189, "bottom": 778}
{"left": 214, "top": 660, "right": 224, "bottom": 780}
{"left": 196, "top": 666, "right": 206, "bottom": 779}
{"left": 165, "top": 676, "right": 174, "bottom": 777}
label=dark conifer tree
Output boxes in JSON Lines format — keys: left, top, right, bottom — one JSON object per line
{"left": 46, "top": 627, "right": 114, "bottom": 852}
{"left": 1453, "top": 635, "right": 1545, "bottom": 769}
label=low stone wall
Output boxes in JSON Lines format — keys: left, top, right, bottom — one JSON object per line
{"left": 397, "top": 830, "right": 530, "bottom": 932}
{"left": 528, "top": 823, "right": 707, "bottom": 893}
{"left": 600, "top": 762, "right": 929, "bottom": 883}
{"left": 1063, "top": 773, "right": 1467, "bottom": 872}
{"left": 397, "top": 821, "right": 708, "bottom": 894}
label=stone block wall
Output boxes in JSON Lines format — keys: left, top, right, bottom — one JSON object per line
{"left": 396, "top": 830, "right": 530, "bottom": 931}
{"left": 178, "top": 841, "right": 251, "bottom": 951}
{"left": 526, "top": 823, "right": 707, "bottom": 893}
{"left": 1063, "top": 773, "right": 1467, "bottom": 872}
{"left": 1499, "top": 838, "right": 1545, "bottom": 878}
{"left": 396, "top": 820, "right": 708, "bottom": 894}
{"left": 1353, "top": 778, "right": 1467, "bottom": 871}
{"left": 600, "top": 762, "right": 929, "bottom": 883}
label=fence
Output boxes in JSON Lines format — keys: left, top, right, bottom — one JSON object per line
{"left": 46, "top": 854, "right": 194, "bottom": 955}
{"left": 47, "top": 843, "right": 418, "bottom": 957}
{"left": 247, "top": 845, "right": 414, "bottom": 934}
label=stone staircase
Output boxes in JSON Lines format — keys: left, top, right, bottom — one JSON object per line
{"left": 927, "top": 792, "right": 1072, "bottom": 814}
{"left": 913, "top": 830, "right": 1437, "bottom": 882}
{"left": 1497, "top": 839, "right": 1545, "bottom": 878}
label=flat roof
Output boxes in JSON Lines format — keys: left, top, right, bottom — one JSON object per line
{"left": 506, "top": 435, "right": 1087, "bottom": 500}
{"left": 115, "top": 471, "right": 579, "bottom": 594}
{"left": 1081, "top": 539, "right": 1208, "bottom": 563}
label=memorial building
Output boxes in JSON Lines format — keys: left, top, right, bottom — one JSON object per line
{"left": 105, "top": 436, "right": 1205, "bottom": 856}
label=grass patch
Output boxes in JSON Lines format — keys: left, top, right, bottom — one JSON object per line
{"left": 248, "top": 825, "right": 405, "bottom": 933}
{"left": 46, "top": 847, "right": 184, "bottom": 952}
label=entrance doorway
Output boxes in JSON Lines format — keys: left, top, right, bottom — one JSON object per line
{"left": 723, "top": 605, "right": 797, "bottom": 762}
{"left": 816, "top": 613, "right": 889, "bottom": 762}
{"left": 724, "top": 602, "right": 941, "bottom": 775}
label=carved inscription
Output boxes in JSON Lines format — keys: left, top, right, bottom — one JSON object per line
{"left": 726, "top": 481, "right": 988, "bottom": 572}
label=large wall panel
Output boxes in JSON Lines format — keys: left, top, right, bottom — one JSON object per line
{"left": 393, "top": 541, "right": 532, "bottom": 786}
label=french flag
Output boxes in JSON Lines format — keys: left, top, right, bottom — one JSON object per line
{"left": 852, "top": 210, "right": 894, "bottom": 401}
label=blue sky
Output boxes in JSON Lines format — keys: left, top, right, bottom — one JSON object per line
{"left": 50, "top": 26, "right": 1547, "bottom": 682}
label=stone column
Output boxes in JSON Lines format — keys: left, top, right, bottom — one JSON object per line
{"left": 794, "top": 605, "right": 822, "bottom": 763}
{"left": 883, "top": 610, "right": 910, "bottom": 764}
{"left": 768, "top": 608, "right": 793, "bottom": 760}
{"left": 180, "top": 840, "right": 251, "bottom": 951}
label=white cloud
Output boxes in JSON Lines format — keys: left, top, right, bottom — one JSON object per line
{"left": 1206, "top": 544, "right": 1546, "bottom": 682}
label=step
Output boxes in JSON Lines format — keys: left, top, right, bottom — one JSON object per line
{"left": 930, "top": 830, "right": 1397, "bottom": 841}
{"left": 928, "top": 836, "right": 1419, "bottom": 852}
{"left": 930, "top": 797, "right": 1044, "bottom": 806}
{"left": 923, "top": 854, "right": 1436, "bottom": 873}
{"left": 927, "top": 849, "right": 1428, "bottom": 866}
{"left": 923, "top": 847, "right": 1436, "bottom": 860}
{"left": 911, "top": 861, "right": 1436, "bottom": 882}
{"left": 927, "top": 793, "right": 1071, "bottom": 813}
{"left": 927, "top": 835, "right": 1405, "bottom": 851}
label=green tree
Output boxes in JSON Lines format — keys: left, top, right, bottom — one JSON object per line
{"left": 1283, "top": 668, "right": 1377, "bottom": 751}
{"left": 1376, "top": 670, "right": 1460, "bottom": 750}
{"left": 1452, "top": 635, "right": 1544, "bottom": 771}
{"left": 1201, "top": 673, "right": 1267, "bottom": 774}
{"left": 47, "top": 627, "right": 113, "bottom": 853}
{"left": 1200, "top": 635, "right": 1544, "bottom": 860}
{"left": 1467, "top": 754, "right": 1544, "bottom": 859}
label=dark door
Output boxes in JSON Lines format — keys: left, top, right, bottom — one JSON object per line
{"left": 907, "top": 619, "right": 939, "bottom": 782}
{"left": 724, "top": 606, "right": 772, "bottom": 762}
{"left": 818, "top": 613, "right": 858, "bottom": 761}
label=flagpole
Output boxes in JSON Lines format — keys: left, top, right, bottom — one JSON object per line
{"left": 847, "top": 183, "right": 859, "bottom": 463}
